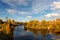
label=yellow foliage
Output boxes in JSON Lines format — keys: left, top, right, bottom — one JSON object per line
{"left": 5, "top": 24, "right": 11, "bottom": 34}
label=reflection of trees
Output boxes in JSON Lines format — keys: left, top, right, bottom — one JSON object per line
{"left": 26, "top": 28, "right": 49, "bottom": 36}
{"left": 24, "top": 19, "right": 60, "bottom": 36}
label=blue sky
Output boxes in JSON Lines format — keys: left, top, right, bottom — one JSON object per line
{"left": 0, "top": 0, "right": 60, "bottom": 22}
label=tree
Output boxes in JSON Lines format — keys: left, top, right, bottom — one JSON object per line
{"left": 0, "top": 19, "right": 3, "bottom": 24}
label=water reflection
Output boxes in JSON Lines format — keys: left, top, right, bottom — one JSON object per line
{"left": 14, "top": 25, "right": 60, "bottom": 40}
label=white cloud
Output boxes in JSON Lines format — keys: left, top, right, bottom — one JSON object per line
{"left": 51, "top": 1, "right": 60, "bottom": 14}
{"left": 2, "top": 0, "right": 50, "bottom": 15}
{"left": 2, "top": 0, "right": 29, "bottom": 7}
{"left": 18, "top": 12, "right": 31, "bottom": 15}
{"left": 26, "top": 16, "right": 32, "bottom": 18}
{"left": 32, "top": 0, "right": 49, "bottom": 14}
{"left": 45, "top": 13, "right": 60, "bottom": 17}
{"left": 51, "top": 1, "right": 60, "bottom": 10}
{"left": 6, "top": 9, "right": 16, "bottom": 14}
{"left": 22, "top": 20, "right": 30, "bottom": 22}
{"left": 6, "top": 9, "right": 32, "bottom": 15}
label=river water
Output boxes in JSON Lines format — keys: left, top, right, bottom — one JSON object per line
{"left": 13, "top": 25, "right": 60, "bottom": 40}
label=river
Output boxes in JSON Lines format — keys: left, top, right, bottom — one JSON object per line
{"left": 13, "top": 25, "right": 60, "bottom": 40}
